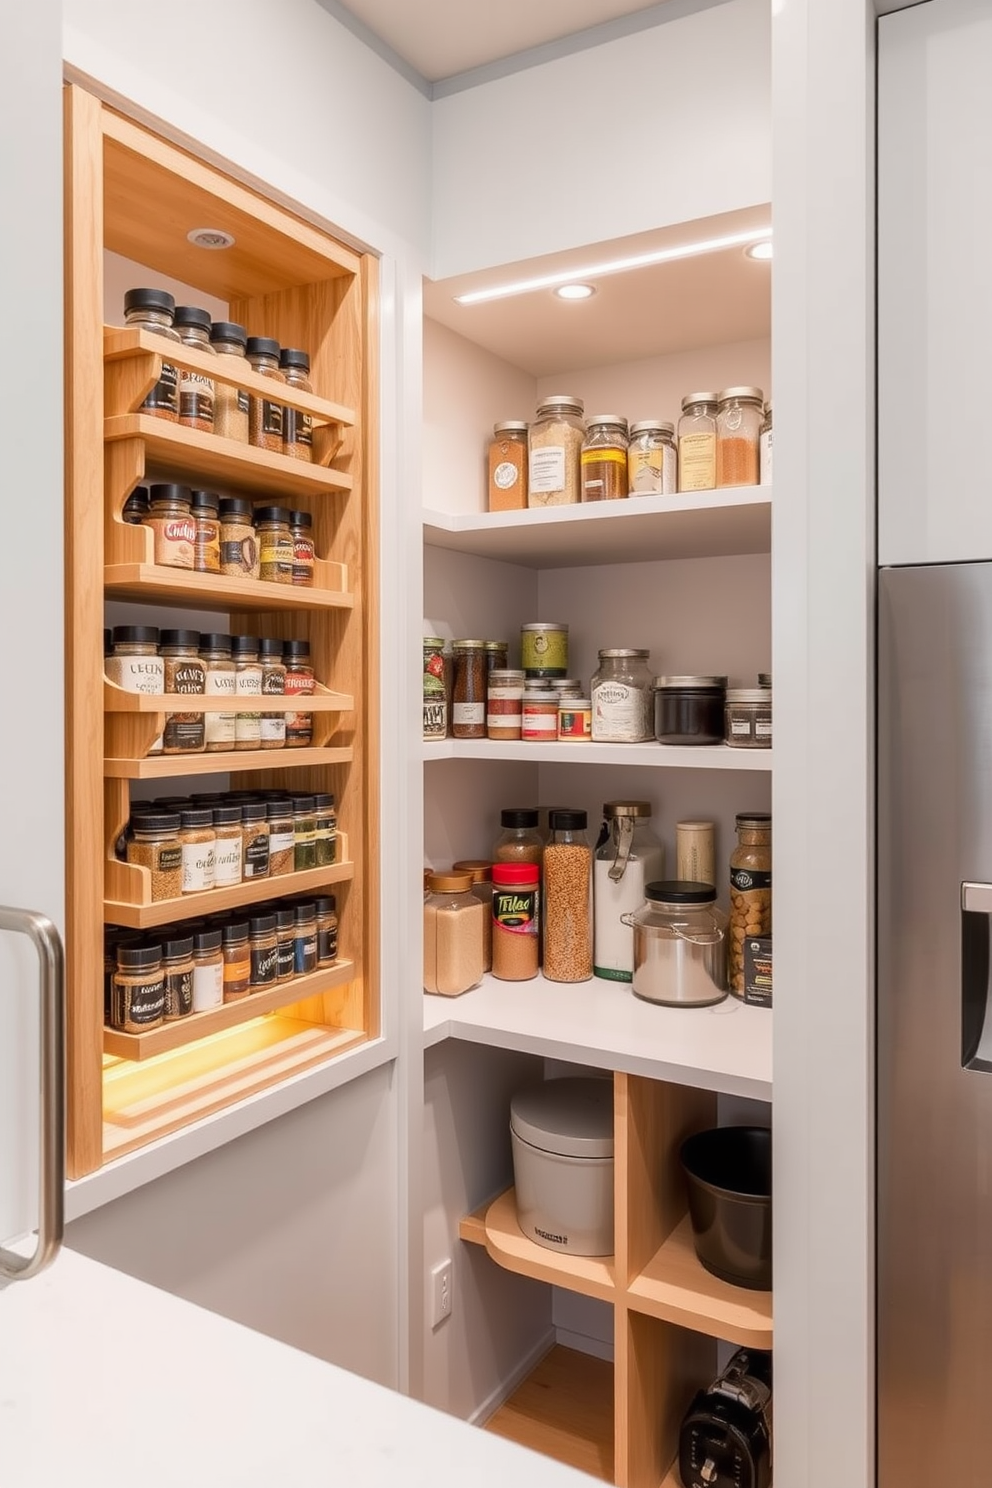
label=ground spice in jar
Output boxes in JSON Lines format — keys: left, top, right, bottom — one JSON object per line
{"left": 558, "top": 698, "right": 592, "bottom": 740}
{"left": 173, "top": 304, "right": 216, "bottom": 433}
{"left": 249, "top": 912, "right": 278, "bottom": 989}
{"left": 274, "top": 904, "right": 296, "bottom": 979}
{"left": 314, "top": 894, "right": 338, "bottom": 966}
{"left": 290, "top": 510, "right": 316, "bottom": 585}
{"left": 521, "top": 691, "right": 559, "bottom": 741}
{"left": 488, "top": 422, "right": 528, "bottom": 511}
{"left": 494, "top": 809, "right": 544, "bottom": 868}
{"left": 162, "top": 933, "right": 194, "bottom": 1020}
{"left": 242, "top": 801, "right": 270, "bottom": 880}
{"left": 112, "top": 942, "right": 165, "bottom": 1032}
{"left": 293, "top": 901, "right": 318, "bottom": 975}
{"left": 160, "top": 629, "right": 206, "bottom": 754}
{"left": 293, "top": 795, "right": 317, "bottom": 872}
{"left": 212, "top": 805, "right": 244, "bottom": 887}
{"left": 106, "top": 627, "right": 164, "bottom": 696}
{"left": 423, "top": 873, "right": 485, "bottom": 996}
{"left": 528, "top": 396, "right": 584, "bottom": 507}
{"left": 179, "top": 807, "right": 215, "bottom": 894}
{"left": 487, "top": 669, "right": 525, "bottom": 740}
{"left": 146, "top": 484, "right": 196, "bottom": 569}
{"left": 259, "top": 637, "right": 287, "bottom": 749}
{"left": 209, "top": 321, "right": 250, "bottom": 443}
{"left": 232, "top": 635, "right": 263, "bottom": 752}
{"left": 123, "top": 288, "right": 180, "bottom": 421}
{"left": 191, "top": 490, "right": 221, "bottom": 574}
{"left": 127, "top": 813, "right": 182, "bottom": 901}
{"left": 283, "top": 640, "right": 315, "bottom": 747}
{"left": 314, "top": 794, "right": 337, "bottom": 866}
{"left": 219, "top": 497, "right": 259, "bottom": 579}
{"left": 716, "top": 387, "right": 764, "bottom": 488}
{"left": 221, "top": 920, "right": 251, "bottom": 1002}
{"left": 491, "top": 863, "right": 540, "bottom": 982}
{"left": 191, "top": 925, "right": 224, "bottom": 1011}
{"left": 199, "top": 633, "right": 237, "bottom": 753}
{"left": 452, "top": 640, "right": 487, "bottom": 739}
{"left": 246, "top": 337, "right": 285, "bottom": 452}
{"left": 280, "top": 348, "right": 314, "bottom": 461}
{"left": 267, "top": 799, "right": 295, "bottom": 876}
{"left": 452, "top": 860, "right": 494, "bottom": 972}
{"left": 543, "top": 810, "right": 593, "bottom": 983}
{"left": 255, "top": 506, "right": 295, "bottom": 584}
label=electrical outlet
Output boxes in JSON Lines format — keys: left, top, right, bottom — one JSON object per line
{"left": 430, "top": 1259, "right": 453, "bottom": 1328}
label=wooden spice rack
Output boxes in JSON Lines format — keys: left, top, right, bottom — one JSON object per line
{"left": 65, "top": 85, "right": 380, "bottom": 1176}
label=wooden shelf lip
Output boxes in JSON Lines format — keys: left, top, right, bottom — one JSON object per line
{"left": 423, "top": 487, "right": 771, "bottom": 568}
{"left": 105, "top": 414, "right": 353, "bottom": 498}
{"left": 627, "top": 1214, "right": 773, "bottom": 1348}
{"left": 424, "top": 739, "right": 772, "bottom": 770}
{"left": 105, "top": 859, "right": 355, "bottom": 929}
{"left": 460, "top": 1187, "right": 616, "bottom": 1302}
{"left": 104, "top": 326, "right": 356, "bottom": 427}
{"left": 104, "top": 744, "right": 353, "bottom": 779}
{"left": 103, "top": 562, "right": 354, "bottom": 612}
{"left": 103, "top": 959, "right": 356, "bottom": 1060}
{"left": 103, "top": 680, "right": 354, "bottom": 713}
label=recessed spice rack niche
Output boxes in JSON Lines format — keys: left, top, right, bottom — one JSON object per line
{"left": 65, "top": 84, "right": 381, "bottom": 1176}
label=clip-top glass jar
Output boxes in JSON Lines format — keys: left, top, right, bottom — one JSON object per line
{"left": 628, "top": 420, "right": 677, "bottom": 496}
{"left": 173, "top": 304, "right": 216, "bottom": 433}
{"left": 423, "top": 872, "right": 485, "bottom": 997}
{"left": 677, "top": 392, "right": 718, "bottom": 492}
{"left": 488, "top": 422, "right": 528, "bottom": 511}
{"left": 209, "top": 320, "right": 250, "bottom": 443}
{"left": 593, "top": 802, "right": 665, "bottom": 983}
{"left": 280, "top": 347, "right": 314, "bottom": 461}
{"left": 729, "top": 813, "right": 772, "bottom": 997}
{"left": 528, "top": 395, "right": 584, "bottom": 507}
{"left": 581, "top": 415, "right": 629, "bottom": 502}
{"left": 591, "top": 649, "right": 653, "bottom": 742}
{"left": 123, "top": 287, "right": 180, "bottom": 420}
{"left": 716, "top": 387, "right": 764, "bottom": 488}
{"left": 246, "top": 336, "right": 285, "bottom": 452}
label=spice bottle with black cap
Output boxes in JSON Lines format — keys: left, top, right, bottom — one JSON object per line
{"left": 280, "top": 347, "right": 314, "bottom": 461}
{"left": 209, "top": 320, "right": 250, "bottom": 442}
{"left": 199, "top": 633, "right": 236, "bottom": 753}
{"left": 283, "top": 640, "right": 315, "bottom": 746}
{"left": 246, "top": 336, "right": 285, "bottom": 452}
{"left": 162, "top": 933, "right": 195, "bottom": 1020}
{"left": 123, "top": 288, "right": 180, "bottom": 420}
{"left": 111, "top": 942, "right": 165, "bottom": 1032}
{"left": 219, "top": 497, "right": 259, "bottom": 579}
{"left": 255, "top": 506, "right": 294, "bottom": 584}
{"left": 160, "top": 629, "right": 206, "bottom": 754}
{"left": 173, "top": 304, "right": 216, "bottom": 432}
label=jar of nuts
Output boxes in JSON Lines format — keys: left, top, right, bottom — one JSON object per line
{"left": 728, "top": 812, "right": 771, "bottom": 997}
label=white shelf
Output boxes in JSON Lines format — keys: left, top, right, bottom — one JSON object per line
{"left": 424, "top": 739, "right": 772, "bottom": 769}
{"left": 422, "top": 487, "right": 770, "bottom": 569}
{"left": 423, "top": 973, "right": 772, "bottom": 1101}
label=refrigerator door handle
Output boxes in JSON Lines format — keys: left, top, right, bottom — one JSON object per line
{"left": 0, "top": 906, "right": 64, "bottom": 1282}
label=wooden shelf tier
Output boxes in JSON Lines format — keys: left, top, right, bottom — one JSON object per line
{"left": 103, "top": 562, "right": 353, "bottom": 612}
{"left": 483, "top": 1345, "right": 614, "bottom": 1484}
{"left": 105, "top": 858, "right": 354, "bottom": 930}
{"left": 105, "top": 414, "right": 354, "bottom": 499}
{"left": 103, "top": 959, "right": 356, "bottom": 1060}
{"left": 460, "top": 1188, "right": 616, "bottom": 1302}
{"left": 424, "top": 739, "right": 771, "bottom": 769}
{"left": 627, "top": 1215, "right": 773, "bottom": 1348}
{"left": 103, "top": 681, "right": 354, "bottom": 713}
{"left": 104, "top": 744, "right": 353, "bottom": 780}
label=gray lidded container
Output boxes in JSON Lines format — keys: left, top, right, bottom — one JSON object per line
{"left": 510, "top": 1076, "right": 614, "bottom": 1257}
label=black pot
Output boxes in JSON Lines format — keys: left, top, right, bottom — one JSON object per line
{"left": 680, "top": 1126, "right": 772, "bottom": 1291}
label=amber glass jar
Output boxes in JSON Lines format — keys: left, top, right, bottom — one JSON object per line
{"left": 488, "top": 422, "right": 528, "bottom": 510}
{"left": 280, "top": 348, "right": 314, "bottom": 461}
{"left": 246, "top": 336, "right": 285, "bottom": 452}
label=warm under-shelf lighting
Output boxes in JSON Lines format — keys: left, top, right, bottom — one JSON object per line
{"left": 745, "top": 240, "right": 774, "bottom": 261}
{"left": 187, "top": 226, "right": 236, "bottom": 250}
{"left": 454, "top": 228, "right": 773, "bottom": 305}
{"left": 555, "top": 283, "right": 596, "bottom": 301}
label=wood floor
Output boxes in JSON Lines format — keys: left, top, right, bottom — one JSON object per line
{"left": 484, "top": 1344, "right": 615, "bottom": 1482}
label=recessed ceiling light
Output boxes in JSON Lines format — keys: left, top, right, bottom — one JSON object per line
{"left": 555, "top": 283, "right": 595, "bottom": 301}
{"left": 454, "top": 228, "right": 772, "bottom": 305}
{"left": 187, "top": 227, "right": 236, "bottom": 250}
{"left": 745, "top": 240, "right": 773, "bottom": 261}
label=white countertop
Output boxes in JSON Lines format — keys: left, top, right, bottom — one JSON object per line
{"left": 0, "top": 1249, "right": 596, "bottom": 1487}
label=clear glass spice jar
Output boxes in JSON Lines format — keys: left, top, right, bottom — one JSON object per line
{"left": 162, "top": 933, "right": 195, "bottom": 1020}
{"left": 209, "top": 320, "right": 250, "bottom": 443}
{"left": 452, "top": 860, "right": 494, "bottom": 973}
{"left": 494, "top": 808, "right": 543, "bottom": 867}
{"left": 528, "top": 395, "right": 584, "bottom": 507}
{"left": 267, "top": 798, "right": 295, "bottom": 877}
{"left": 249, "top": 912, "right": 279, "bottom": 989}
{"left": 179, "top": 806, "right": 215, "bottom": 894}
{"left": 255, "top": 505, "right": 294, "bottom": 584}
{"left": 219, "top": 496, "right": 259, "bottom": 579}
{"left": 290, "top": 510, "right": 316, "bottom": 586}
{"left": 173, "top": 304, "right": 216, "bottom": 433}
{"left": 314, "top": 894, "right": 338, "bottom": 967}
{"left": 191, "top": 925, "right": 224, "bottom": 1012}
{"left": 452, "top": 639, "right": 487, "bottom": 739}
{"left": 484, "top": 640, "right": 509, "bottom": 677}
{"left": 314, "top": 793, "right": 337, "bottom": 866}
{"left": 231, "top": 635, "right": 262, "bottom": 751}
{"left": 423, "top": 872, "right": 485, "bottom": 997}
{"left": 106, "top": 626, "right": 164, "bottom": 697}
{"left": 127, "top": 813, "right": 182, "bottom": 901}
{"left": 258, "top": 637, "right": 287, "bottom": 750}
{"left": 283, "top": 640, "right": 314, "bottom": 747}
{"left": 628, "top": 420, "right": 677, "bottom": 496}
{"left": 199, "top": 633, "right": 237, "bottom": 753}
{"left": 716, "top": 387, "right": 764, "bottom": 488}
{"left": 725, "top": 687, "right": 773, "bottom": 748}
{"left": 191, "top": 490, "right": 221, "bottom": 574}
{"left": 241, "top": 801, "right": 271, "bottom": 880}
{"left": 591, "top": 649, "right": 654, "bottom": 742}
{"left": 212, "top": 804, "right": 244, "bottom": 887}
{"left": 160, "top": 629, "right": 206, "bottom": 754}
{"left": 581, "top": 415, "right": 629, "bottom": 502}
{"left": 123, "top": 487, "right": 150, "bottom": 525}
{"left": 280, "top": 347, "right": 314, "bottom": 461}
{"left": 293, "top": 900, "right": 318, "bottom": 975}
{"left": 488, "top": 422, "right": 528, "bottom": 511}
{"left": 677, "top": 392, "right": 719, "bottom": 492}
{"left": 123, "top": 287, "right": 180, "bottom": 420}
{"left": 274, "top": 904, "right": 296, "bottom": 980}
{"left": 729, "top": 812, "right": 772, "bottom": 997}
{"left": 593, "top": 801, "right": 665, "bottom": 983}
{"left": 246, "top": 336, "right": 285, "bottom": 452}
{"left": 222, "top": 920, "right": 251, "bottom": 1002}
{"left": 146, "top": 483, "right": 196, "bottom": 569}
{"left": 544, "top": 809, "right": 593, "bottom": 983}
{"left": 293, "top": 795, "right": 317, "bottom": 871}
{"left": 111, "top": 942, "right": 165, "bottom": 1032}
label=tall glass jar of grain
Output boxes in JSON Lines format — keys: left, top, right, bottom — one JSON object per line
{"left": 173, "top": 305, "right": 216, "bottom": 433}
{"left": 123, "top": 288, "right": 180, "bottom": 421}
{"left": 581, "top": 415, "right": 629, "bottom": 502}
{"left": 729, "top": 812, "right": 772, "bottom": 997}
{"left": 544, "top": 809, "right": 593, "bottom": 983}
{"left": 423, "top": 872, "right": 485, "bottom": 996}
{"left": 528, "top": 395, "right": 584, "bottom": 506}
{"left": 716, "top": 387, "right": 764, "bottom": 488}
{"left": 677, "top": 392, "right": 719, "bottom": 492}
{"left": 209, "top": 321, "right": 250, "bottom": 443}
{"left": 452, "top": 639, "right": 487, "bottom": 739}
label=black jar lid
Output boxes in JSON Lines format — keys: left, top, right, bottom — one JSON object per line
{"left": 124, "top": 287, "right": 175, "bottom": 316}
{"left": 266, "top": 798, "right": 293, "bottom": 819}
{"left": 653, "top": 675, "right": 727, "bottom": 690}
{"left": 162, "top": 933, "right": 195, "bottom": 960}
{"left": 500, "top": 808, "right": 539, "bottom": 828}
{"left": 104, "top": 628, "right": 112, "bottom": 655}
{"left": 291, "top": 795, "right": 316, "bottom": 812}
{"left": 212, "top": 804, "right": 243, "bottom": 826}
{"left": 246, "top": 336, "right": 281, "bottom": 359}
{"left": 294, "top": 901, "right": 316, "bottom": 921}
{"left": 249, "top": 912, "right": 277, "bottom": 936}
{"left": 218, "top": 496, "right": 254, "bottom": 521}
{"left": 159, "top": 629, "right": 202, "bottom": 649}
{"left": 274, "top": 905, "right": 295, "bottom": 930}
{"left": 179, "top": 808, "right": 214, "bottom": 830}
{"left": 289, "top": 509, "right": 313, "bottom": 529}
{"left": 283, "top": 639, "right": 312, "bottom": 661}
{"left": 112, "top": 625, "right": 159, "bottom": 645}
{"left": 190, "top": 490, "right": 219, "bottom": 514}
{"left": 279, "top": 347, "right": 310, "bottom": 372}
{"left": 192, "top": 926, "right": 223, "bottom": 953}
{"left": 153, "top": 796, "right": 190, "bottom": 807}
{"left": 550, "top": 808, "right": 587, "bottom": 831}
{"left": 123, "top": 486, "right": 150, "bottom": 513}
{"left": 313, "top": 793, "right": 335, "bottom": 809}
{"left": 198, "top": 633, "right": 232, "bottom": 653}
{"left": 149, "top": 482, "right": 192, "bottom": 507}
{"left": 130, "top": 812, "right": 181, "bottom": 833}
{"left": 222, "top": 920, "right": 250, "bottom": 943}
{"left": 241, "top": 801, "right": 267, "bottom": 823}
{"left": 258, "top": 637, "right": 286, "bottom": 659}
{"left": 230, "top": 635, "right": 261, "bottom": 657}
{"left": 314, "top": 895, "right": 336, "bottom": 914}
{"left": 736, "top": 812, "right": 772, "bottom": 828}
{"left": 210, "top": 320, "right": 247, "bottom": 348}
{"left": 645, "top": 880, "right": 717, "bottom": 905}
{"left": 253, "top": 506, "right": 293, "bottom": 525}
{"left": 117, "top": 941, "right": 163, "bottom": 970}
{"left": 173, "top": 304, "right": 212, "bottom": 332}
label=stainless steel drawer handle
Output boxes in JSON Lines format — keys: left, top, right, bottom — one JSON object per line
{"left": 962, "top": 883, "right": 992, "bottom": 915}
{"left": 0, "top": 906, "right": 64, "bottom": 1282}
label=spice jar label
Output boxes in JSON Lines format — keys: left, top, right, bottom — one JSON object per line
{"left": 214, "top": 841, "right": 243, "bottom": 885}
{"left": 285, "top": 409, "right": 313, "bottom": 448}
{"left": 113, "top": 974, "right": 165, "bottom": 1029}
{"left": 317, "top": 925, "right": 338, "bottom": 963}
{"left": 143, "top": 362, "right": 178, "bottom": 415}
{"left": 493, "top": 887, "right": 539, "bottom": 934}
{"left": 192, "top": 961, "right": 224, "bottom": 1012}
{"left": 237, "top": 389, "right": 250, "bottom": 415}
{"left": 179, "top": 371, "right": 214, "bottom": 428}
{"left": 182, "top": 841, "right": 215, "bottom": 893}
{"left": 452, "top": 703, "right": 485, "bottom": 726}
{"left": 494, "top": 461, "right": 518, "bottom": 490}
{"left": 164, "top": 969, "right": 194, "bottom": 1020}
{"left": 250, "top": 945, "right": 279, "bottom": 984}
{"left": 529, "top": 446, "right": 566, "bottom": 494}
{"left": 106, "top": 657, "right": 164, "bottom": 695}
{"left": 592, "top": 682, "right": 650, "bottom": 740}
{"left": 244, "top": 835, "right": 270, "bottom": 878}
{"left": 731, "top": 868, "right": 772, "bottom": 893}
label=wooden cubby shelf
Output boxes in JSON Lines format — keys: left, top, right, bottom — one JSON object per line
{"left": 484, "top": 1345, "right": 614, "bottom": 1483}
{"left": 103, "top": 563, "right": 354, "bottom": 613}
{"left": 104, "top": 744, "right": 353, "bottom": 780}
{"left": 105, "top": 856, "right": 355, "bottom": 930}
{"left": 460, "top": 1188, "right": 616, "bottom": 1302}
{"left": 103, "top": 958, "right": 356, "bottom": 1060}
{"left": 627, "top": 1215, "right": 772, "bottom": 1348}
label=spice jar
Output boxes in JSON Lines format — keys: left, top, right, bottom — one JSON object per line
{"left": 314, "top": 894, "right": 338, "bottom": 967}
{"left": 653, "top": 676, "right": 727, "bottom": 746}
{"left": 280, "top": 347, "right": 314, "bottom": 461}
{"left": 242, "top": 801, "right": 271, "bottom": 880}
{"left": 494, "top": 809, "right": 543, "bottom": 867}
{"left": 484, "top": 640, "right": 509, "bottom": 676}
{"left": 191, "top": 490, "right": 221, "bottom": 574}
{"left": 677, "top": 392, "right": 718, "bottom": 492}
{"left": 521, "top": 690, "right": 558, "bottom": 741}
{"left": 452, "top": 860, "right": 494, "bottom": 973}
{"left": 423, "top": 636, "right": 447, "bottom": 741}
{"left": 491, "top": 863, "right": 540, "bottom": 982}
{"left": 212, "top": 804, "right": 244, "bottom": 887}
{"left": 628, "top": 420, "right": 677, "bottom": 496}
{"left": 760, "top": 403, "right": 772, "bottom": 485}
{"left": 249, "top": 912, "right": 278, "bottom": 989}
{"left": 557, "top": 697, "right": 592, "bottom": 741}
{"left": 528, "top": 395, "right": 584, "bottom": 507}
{"left": 521, "top": 622, "right": 568, "bottom": 679}
{"left": 293, "top": 900, "right": 318, "bottom": 975}
{"left": 162, "top": 933, "right": 195, "bottom": 1020}
{"left": 487, "top": 669, "right": 525, "bottom": 740}
{"left": 314, "top": 794, "right": 337, "bottom": 866}
{"left": 246, "top": 336, "right": 285, "bottom": 452}
{"left": 423, "top": 872, "right": 485, "bottom": 997}
{"left": 591, "top": 649, "right": 654, "bottom": 742}
{"left": 191, "top": 925, "right": 224, "bottom": 1012}
{"left": 716, "top": 387, "right": 764, "bottom": 488}
{"left": 127, "top": 813, "right": 182, "bottom": 901}
{"left": 231, "top": 635, "right": 262, "bottom": 751}
{"left": 725, "top": 687, "right": 773, "bottom": 748}
{"left": 179, "top": 807, "right": 215, "bottom": 894}
{"left": 146, "top": 484, "right": 195, "bottom": 569}
{"left": 209, "top": 321, "right": 250, "bottom": 442}
{"left": 452, "top": 639, "right": 487, "bottom": 740}
{"left": 123, "top": 487, "right": 150, "bottom": 524}
{"left": 219, "top": 497, "right": 259, "bottom": 579}
{"left": 160, "top": 629, "right": 206, "bottom": 754}
{"left": 255, "top": 506, "right": 294, "bottom": 584}
{"left": 221, "top": 920, "right": 251, "bottom": 1002}
{"left": 274, "top": 905, "right": 296, "bottom": 980}
{"left": 199, "top": 633, "right": 237, "bottom": 753}
{"left": 581, "top": 415, "right": 629, "bottom": 502}
{"left": 283, "top": 640, "right": 315, "bottom": 747}
{"left": 729, "top": 813, "right": 772, "bottom": 996}
{"left": 593, "top": 802, "right": 665, "bottom": 983}
{"left": 259, "top": 637, "right": 287, "bottom": 750}
{"left": 293, "top": 795, "right": 317, "bottom": 871}
{"left": 173, "top": 304, "right": 216, "bottom": 433}
{"left": 106, "top": 626, "right": 164, "bottom": 696}
{"left": 123, "top": 288, "right": 180, "bottom": 420}
{"left": 112, "top": 942, "right": 165, "bottom": 1032}
{"left": 488, "top": 422, "right": 528, "bottom": 511}
{"left": 544, "top": 810, "right": 593, "bottom": 983}
{"left": 290, "top": 510, "right": 315, "bottom": 586}
{"left": 267, "top": 799, "right": 295, "bottom": 877}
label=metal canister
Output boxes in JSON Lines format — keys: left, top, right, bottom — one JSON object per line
{"left": 622, "top": 881, "right": 727, "bottom": 1007}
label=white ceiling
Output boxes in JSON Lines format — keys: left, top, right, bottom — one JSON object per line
{"left": 423, "top": 206, "right": 772, "bottom": 376}
{"left": 333, "top": 0, "right": 680, "bottom": 84}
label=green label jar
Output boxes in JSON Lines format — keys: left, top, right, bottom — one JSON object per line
{"left": 520, "top": 622, "right": 569, "bottom": 679}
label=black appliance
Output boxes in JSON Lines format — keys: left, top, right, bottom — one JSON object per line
{"left": 678, "top": 1348, "right": 772, "bottom": 1488}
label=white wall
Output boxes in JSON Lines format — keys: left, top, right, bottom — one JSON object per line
{"left": 430, "top": 0, "right": 772, "bottom": 278}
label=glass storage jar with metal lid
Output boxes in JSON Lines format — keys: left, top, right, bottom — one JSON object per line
{"left": 543, "top": 809, "right": 593, "bottom": 983}
{"left": 173, "top": 304, "right": 216, "bottom": 433}
{"left": 146, "top": 484, "right": 196, "bottom": 569}
{"left": 725, "top": 687, "right": 772, "bottom": 748}
{"left": 716, "top": 387, "right": 764, "bottom": 488}
{"left": 521, "top": 621, "right": 568, "bottom": 678}
{"left": 280, "top": 347, "right": 314, "bottom": 461}
{"left": 218, "top": 496, "right": 259, "bottom": 578}
{"left": 487, "top": 669, "right": 525, "bottom": 740}
{"left": 628, "top": 420, "right": 677, "bottom": 496}
{"left": 199, "top": 633, "right": 236, "bottom": 753}
{"left": 424, "top": 872, "right": 485, "bottom": 997}
{"left": 593, "top": 802, "right": 665, "bottom": 983}
{"left": 488, "top": 422, "right": 528, "bottom": 511}
{"left": 581, "top": 415, "right": 629, "bottom": 502}
{"left": 231, "top": 635, "right": 262, "bottom": 751}
{"left": 162, "top": 933, "right": 195, "bottom": 1020}
{"left": 283, "top": 639, "right": 315, "bottom": 747}
{"left": 209, "top": 320, "right": 250, "bottom": 442}
{"left": 191, "top": 490, "right": 221, "bottom": 573}
{"left": 254, "top": 507, "right": 294, "bottom": 584}
{"left": 494, "top": 808, "right": 543, "bottom": 866}
{"left": 622, "top": 881, "right": 728, "bottom": 1007}
{"left": 527, "top": 395, "right": 584, "bottom": 507}
{"left": 653, "top": 676, "right": 728, "bottom": 745}
{"left": 245, "top": 336, "right": 285, "bottom": 452}
{"left": 123, "top": 288, "right": 180, "bottom": 420}
{"left": 591, "top": 648, "right": 654, "bottom": 742}
{"left": 760, "top": 402, "right": 772, "bottom": 485}
{"left": 677, "top": 392, "right": 719, "bottom": 492}
{"left": 484, "top": 640, "right": 509, "bottom": 676}
{"left": 258, "top": 637, "right": 287, "bottom": 750}
{"left": 290, "top": 510, "right": 315, "bottom": 585}
{"left": 452, "top": 639, "right": 487, "bottom": 739}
